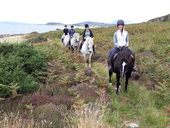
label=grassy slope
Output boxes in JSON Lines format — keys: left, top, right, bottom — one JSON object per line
{"left": 0, "top": 22, "right": 170, "bottom": 128}
{"left": 90, "top": 22, "right": 170, "bottom": 128}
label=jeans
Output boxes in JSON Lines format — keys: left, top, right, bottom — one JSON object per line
{"left": 109, "top": 47, "right": 135, "bottom": 58}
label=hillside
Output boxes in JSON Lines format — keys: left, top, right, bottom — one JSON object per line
{"left": 46, "top": 22, "right": 64, "bottom": 25}
{"left": 46, "top": 21, "right": 115, "bottom": 27}
{"left": 148, "top": 13, "right": 170, "bottom": 22}
{"left": 0, "top": 22, "right": 170, "bottom": 128}
{"left": 72, "top": 21, "right": 115, "bottom": 27}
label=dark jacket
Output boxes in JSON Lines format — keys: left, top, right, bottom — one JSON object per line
{"left": 83, "top": 29, "right": 94, "bottom": 41}
{"left": 63, "top": 28, "right": 69, "bottom": 35}
{"left": 69, "top": 29, "right": 75, "bottom": 37}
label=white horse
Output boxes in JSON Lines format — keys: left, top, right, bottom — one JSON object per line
{"left": 81, "top": 37, "right": 94, "bottom": 67}
{"left": 63, "top": 35, "right": 70, "bottom": 48}
{"left": 70, "top": 33, "right": 80, "bottom": 53}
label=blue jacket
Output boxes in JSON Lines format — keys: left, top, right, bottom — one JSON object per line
{"left": 69, "top": 29, "right": 75, "bottom": 37}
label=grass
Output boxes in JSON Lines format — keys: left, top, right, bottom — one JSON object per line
{"left": 0, "top": 22, "right": 170, "bottom": 128}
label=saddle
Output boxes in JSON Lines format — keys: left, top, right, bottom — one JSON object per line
{"left": 113, "top": 53, "right": 134, "bottom": 62}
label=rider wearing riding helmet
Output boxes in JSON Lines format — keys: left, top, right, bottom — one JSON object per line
{"left": 110, "top": 20, "right": 136, "bottom": 71}
{"left": 63, "top": 25, "right": 69, "bottom": 35}
{"left": 69, "top": 25, "right": 75, "bottom": 44}
{"left": 78, "top": 24, "right": 96, "bottom": 54}
{"left": 62, "top": 25, "right": 69, "bottom": 43}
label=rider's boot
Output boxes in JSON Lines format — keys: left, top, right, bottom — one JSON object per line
{"left": 68, "top": 38, "right": 71, "bottom": 45}
{"left": 78, "top": 41, "right": 83, "bottom": 53}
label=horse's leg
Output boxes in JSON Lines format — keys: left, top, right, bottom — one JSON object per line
{"left": 89, "top": 54, "right": 92, "bottom": 67}
{"left": 116, "top": 73, "right": 120, "bottom": 95}
{"left": 83, "top": 54, "right": 87, "bottom": 66}
{"left": 109, "top": 70, "right": 113, "bottom": 85}
{"left": 71, "top": 46, "right": 74, "bottom": 53}
{"left": 124, "top": 72, "right": 131, "bottom": 93}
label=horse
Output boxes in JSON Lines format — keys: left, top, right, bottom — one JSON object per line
{"left": 108, "top": 46, "right": 134, "bottom": 95}
{"left": 81, "top": 37, "right": 94, "bottom": 67}
{"left": 63, "top": 35, "right": 70, "bottom": 48}
{"left": 70, "top": 33, "right": 80, "bottom": 53}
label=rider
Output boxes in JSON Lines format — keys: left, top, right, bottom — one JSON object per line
{"left": 62, "top": 25, "right": 69, "bottom": 43}
{"left": 63, "top": 25, "right": 69, "bottom": 35}
{"left": 109, "top": 20, "right": 136, "bottom": 71}
{"left": 69, "top": 25, "right": 75, "bottom": 45}
{"left": 78, "top": 24, "right": 96, "bottom": 54}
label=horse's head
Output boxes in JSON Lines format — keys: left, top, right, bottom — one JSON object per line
{"left": 74, "top": 33, "right": 80, "bottom": 42}
{"left": 85, "top": 37, "right": 94, "bottom": 53}
{"left": 119, "top": 61, "right": 128, "bottom": 78}
{"left": 119, "top": 47, "right": 131, "bottom": 78}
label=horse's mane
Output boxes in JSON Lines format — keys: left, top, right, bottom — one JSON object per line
{"left": 73, "top": 33, "right": 79, "bottom": 36}
{"left": 85, "top": 37, "right": 93, "bottom": 45}
{"left": 119, "top": 47, "right": 131, "bottom": 63}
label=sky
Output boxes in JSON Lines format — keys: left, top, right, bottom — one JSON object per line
{"left": 1, "top": 0, "right": 169, "bottom": 24}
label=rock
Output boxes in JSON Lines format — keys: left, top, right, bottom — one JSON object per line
{"left": 131, "top": 72, "right": 140, "bottom": 80}
{"left": 123, "top": 121, "right": 139, "bottom": 128}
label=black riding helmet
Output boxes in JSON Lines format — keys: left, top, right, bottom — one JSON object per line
{"left": 71, "top": 25, "right": 74, "bottom": 28}
{"left": 65, "top": 25, "right": 67, "bottom": 27}
{"left": 117, "top": 20, "right": 124, "bottom": 26}
{"left": 85, "top": 24, "right": 89, "bottom": 28}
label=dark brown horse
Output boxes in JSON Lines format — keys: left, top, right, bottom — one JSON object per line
{"left": 108, "top": 46, "right": 135, "bottom": 95}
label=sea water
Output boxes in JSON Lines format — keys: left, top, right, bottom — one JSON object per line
{"left": 0, "top": 24, "right": 63, "bottom": 35}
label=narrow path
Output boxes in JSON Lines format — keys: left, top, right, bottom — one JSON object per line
{"left": 0, "top": 35, "right": 26, "bottom": 43}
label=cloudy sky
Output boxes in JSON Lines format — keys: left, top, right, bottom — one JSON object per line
{"left": 1, "top": 0, "right": 169, "bottom": 24}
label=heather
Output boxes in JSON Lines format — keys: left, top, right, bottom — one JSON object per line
{"left": 0, "top": 22, "right": 170, "bottom": 128}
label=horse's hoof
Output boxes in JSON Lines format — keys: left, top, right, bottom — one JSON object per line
{"left": 109, "top": 83, "right": 112, "bottom": 86}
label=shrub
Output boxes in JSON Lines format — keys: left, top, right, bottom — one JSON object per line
{"left": 0, "top": 43, "right": 46, "bottom": 97}
{"left": 25, "top": 36, "right": 47, "bottom": 43}
{"left": 33, "top": 103, "right": 67, "bottom": 127}
{"left": 0, "top": 84, "right": 11, "bottom": 98}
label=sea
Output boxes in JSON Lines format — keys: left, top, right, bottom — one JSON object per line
{"left": 0, "top": 24, "right": 65, "bottom": 35}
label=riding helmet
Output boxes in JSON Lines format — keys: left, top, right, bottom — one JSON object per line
{"left": 65, "top": 25, "right": 67, "bottom": 27}
{"left": 85, "top": 24, "right": 89, "bottom": 28}
{"left": 71, "top": 25, "right": 74, "bottom": 28}
{"left": 117, "top": 20, "right": 124, "bottom": 26}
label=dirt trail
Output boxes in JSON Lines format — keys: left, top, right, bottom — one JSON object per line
{"left": 0, "top": 35, "right": 26, "bottom": 43}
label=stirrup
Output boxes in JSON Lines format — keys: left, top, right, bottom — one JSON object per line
{"left": 133, "top": 66, "right": 138, "bottom": 72}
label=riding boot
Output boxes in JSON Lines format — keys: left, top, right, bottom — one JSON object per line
{"left": 62, "top": 38, "right": 64, "bottom": 43}
{"left": 93, "top": 45, "right": 96, "bottom": 55}
{"left": 78, "top": 41, "right": 83, "bottom": 53}
{"left": 69, "top": 38, "right": 71, "bottom": 45}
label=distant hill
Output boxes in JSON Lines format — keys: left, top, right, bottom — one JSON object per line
{"left": 148, "top": 14, "right": 170, "bottom": 22}
{"left": 46, "top": 22, "right": 64, "bottom": 25}
{"left": 112, "top": 20, "right": 133, "bottom": 25}
{"left": 72, "top": 21, "right": 115, "bottom": 27}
